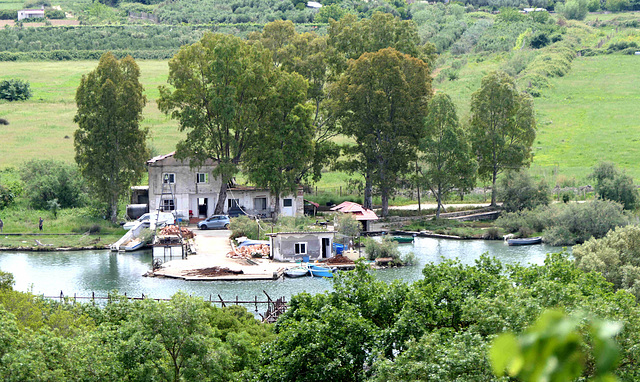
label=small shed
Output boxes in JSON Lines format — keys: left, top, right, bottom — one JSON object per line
{"left": 267, "top": 231, "right": 336, "bottom": 262}
{"left": 330, "top": 201, "right": 378, "bottom": 232}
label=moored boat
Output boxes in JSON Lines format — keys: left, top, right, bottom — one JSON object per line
{"left": 284, "top": 266, "right": 309, "bottom": 278}
{"left": 308, "top": 264, "right": 334, "bottom": 278}
{"left": 507, "top": 236, "right": 543, "bottom": 246}
{"left": 392, "top": 236, "right": 414, "bottom": 243}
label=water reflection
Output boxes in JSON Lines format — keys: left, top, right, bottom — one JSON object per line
{"left": 0, "top": 238, "right": 568, "bottom": 301}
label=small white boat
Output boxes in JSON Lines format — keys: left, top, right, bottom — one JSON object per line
{"left": 284, "top": 266, "right": 309, "bottom": 278}
{"left": 507, "top": 237, "right": 543, "bottom": 246}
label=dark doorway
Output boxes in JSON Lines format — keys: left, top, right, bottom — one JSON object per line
{"left": 322, "top": 238, "right": 330, "bottom": 258}
{"left": 198, "top": 198, "right": 208, "bottom": 217}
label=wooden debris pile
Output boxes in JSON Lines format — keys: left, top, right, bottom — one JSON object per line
{"left": 160, "top": 226, "right": 195, "bottom": 239}
{"left": 183, "top": 267, "right": 243, "bottom": 277}
{"left": 228, "top": 244, "right": 270, "bottom": 259}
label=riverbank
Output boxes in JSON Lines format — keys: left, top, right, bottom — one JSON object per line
{"left": 0, "top": 233, "right": 119, "bottom": 251}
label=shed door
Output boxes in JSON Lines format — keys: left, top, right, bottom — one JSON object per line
{"left": 322, "top": 238, "right": 330, "bottom": 258}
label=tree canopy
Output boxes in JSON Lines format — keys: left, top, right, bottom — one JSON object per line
{"left": 419, "top": 93, "right": 476, "bottom": 218}
{"left": 332, "top": 47, "right": 432, "bottom": 216}
{"left": 158, "top": 32, "right": 276, "bottom": 214}
{"left": 74, "top": 52, "right": 148, "bottom": 222}
{"left": 469, "top": 71, "right": 536, "bottom": 206}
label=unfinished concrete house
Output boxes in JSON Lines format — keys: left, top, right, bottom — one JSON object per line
{"left": 142, "top": 152, "right": 303, "bottom": 221}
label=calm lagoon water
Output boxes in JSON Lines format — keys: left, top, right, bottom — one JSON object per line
{"left": 0, "top": 237, "right": 568, "bottom": 301}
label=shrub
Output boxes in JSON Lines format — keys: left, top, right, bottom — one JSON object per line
{"left": 497, "top": 200, "right": 628, "bottom": 245}
{"left": 364, "top": 236, "right": 402, "bottom": 264}
{"left": 498, "top": 170, "right": 550, "bottom": 212}
{"left": 45, "top": 9, "right": 65, "bottom": 19}
{"left": 229, "top": 215, "right": 259, "bottom": 240}
{"left": 335, "top": 214, "right": 361, "bottom": 245}
{"left": 556, "top": 0, "right": 588, "bottom": 20}
{"left": 605, "top": 0, "right": 630, "bottom": 11}
{"left": 0, "top": 184, "right": 15, "bottom": 209}
{"left": 590, "top": 161, "right": 639, "bottom": 210}
{"left": 20, "top": 159, "right": 87, "bottom": 210}
{"left": 0, "top": 79, "right": 32, "bottom": 101}
{"left": 573, "top": 225, "right": 640, "bottom": 299}
{"left": 530, "top": 31, "right": 550, "bottom": 49}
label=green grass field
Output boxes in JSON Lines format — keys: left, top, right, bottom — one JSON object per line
{"left": 438, "top": 54, "right": 640, "bottom": 184}
{"left": 0, "top": 60, "right": 182, "bottom": 169}
{"left": 1, "top": 52, "right": 639, "bottom": 189}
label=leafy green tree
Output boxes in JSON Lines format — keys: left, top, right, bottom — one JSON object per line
{"left": 589, "top": 161, "right": 638, "bottom": 210}
{"left": 419, "top": 93, "right": 477, "bottom": 218}
{"left": 556, "top": 0, "right": 589, "bottom": 19}
{"left": 74, "top": 52, "right": 148, "bottom": 223}
{"left": 159, "top": 33, "right": 275, "bottom": 215}
{"left": 470, "top": 71, "right": 536, "bottom": 207}
{"left": 332, "top": 48, "right": 431, "bottom": 216}
{"left": 20, "top": 159, "right": 86, "bottom": 210}
{"left": 498, "top": 170, "right": 550, "bottom": 212}
{"left": 243, "top": 71, "right": 314, "bottom": 217}
{"left": 315, "top": 3, "right": 350, "bottom": 22}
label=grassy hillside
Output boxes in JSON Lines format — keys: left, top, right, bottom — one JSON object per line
{"left": 0, "top": 60, "right": 181, "bottom": 168}
{"left": 437, "top": 54, "right": 640, "bottom": 183}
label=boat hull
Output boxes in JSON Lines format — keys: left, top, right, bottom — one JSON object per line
{"left": 308, "top": 265, "right": 333, "bottom": 278}
{"left": 507, "top": 237, "right": 543, "bottom": 246}
{"left": 284, "top": 268, "right": 309, "bottom": 278}
{"left": 392, "top": 236, "right": 414, "bottom": 243}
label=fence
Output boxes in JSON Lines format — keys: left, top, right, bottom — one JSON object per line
{"left": 43, "top": 290, "right": 288, "bottom": 323}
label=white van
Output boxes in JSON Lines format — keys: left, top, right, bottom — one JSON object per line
{"left": 123, "top": 211, "right": 175, "bottom": 230}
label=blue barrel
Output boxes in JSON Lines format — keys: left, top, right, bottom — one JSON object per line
{"left": 302, "top": 256, "right": 310, "bottom": 263}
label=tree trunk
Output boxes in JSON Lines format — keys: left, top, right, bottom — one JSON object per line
{"left": 491, "top": 168, "right": 498, "bottom": 207}
{"left": 110, "top": 194, "right": 118, "bottom": 223}
{"left": 364, "top": 172, "right": 373, "bottom": 210}
{"left": 273, "top": 194, "right": 280, "bottom": 222}
{"left": 435, "top": 191, "right": 441, "bottom": 219}
{"left": 215, "top": 182, "right": 228, "bottom": 214}
{"left": 416, "top": 161, "right": 421, "bottom": 213}
{"left": 381, "top": 190, "right": 389, "bottom": 217}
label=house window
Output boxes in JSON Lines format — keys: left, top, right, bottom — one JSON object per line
{"left": 196, "top": 173, "right": 208, "bottom": 183}
{"left": 228, "top": 199, "right": 239, "bottom": 208}
{"left": 163, "top": 173, "right": 175, "bottom": 184}
{"left": 283, "top": 198, "right": 293, "bottom": 207}
{"left": 254, "top": 197, "right": 267, "bottom": 210}
{"left": 294, "top": 242, "right": 307, "bottom": 255}
{"left": 161, "top": 199, "right": 175, "bottom": 211}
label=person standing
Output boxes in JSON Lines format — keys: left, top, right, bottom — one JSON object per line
{"left": 0, "top": 217, "right": 3, "bottom": 233}
{"left": 38, "top": 217, "right": 43, "bottom": 231}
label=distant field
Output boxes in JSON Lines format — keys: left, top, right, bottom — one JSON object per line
{"left": 0, "top": 60, "right": 182, "bottom": 168}
{"left": 438, "top": 54, "right": 640, "bottom": 184}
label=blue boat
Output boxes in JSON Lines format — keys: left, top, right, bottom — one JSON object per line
{"left": 308, "top": 264, "right": 334, "bottom": 278}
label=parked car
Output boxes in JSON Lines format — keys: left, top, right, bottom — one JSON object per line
{"left": 123, "top": 211, "right": 175, "bottom": 230}
{"left": 198, "top": 215, "right": 231, "bottom": 230}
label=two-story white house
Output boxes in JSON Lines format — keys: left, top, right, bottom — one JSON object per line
{"left": 146, "top": 152, "right": 303, "bottom": 221}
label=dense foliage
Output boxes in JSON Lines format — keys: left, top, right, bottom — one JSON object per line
{"left": 498, "top": 170, "right": 550, "bottom": 212}
{"left": 20, "top": 160, "right": 87, "bottom": 210}
{"left": 497, "top": 199, "right": 629, "bottom": 244}
{"left": 574, "top": 225, "right": 640, "bottom": 299}
{"left": 590, "top": 161, "right": 639, "bottom": 210}
{"left": 260, "top": 254, "right": 640, "bottom": 381}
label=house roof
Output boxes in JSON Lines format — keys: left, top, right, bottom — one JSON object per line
{"left": 330, "top": 201, "right": 378, "bottom": 221}
{"left": 147, "top": 151, "right": 176, "bottom": 164}
{"left": 266, "top": 231, "right": 336, "bottom": 236}
{"left": 304, "top": 199, "right": 319, "bottom": 208}
{"left": 20, "top": 9, "right": 45, "bottom": 12}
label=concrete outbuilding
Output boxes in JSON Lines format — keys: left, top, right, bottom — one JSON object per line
{"left": 267, "top": 231, "right": 336, "bottom": 262}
